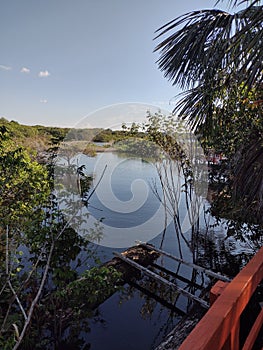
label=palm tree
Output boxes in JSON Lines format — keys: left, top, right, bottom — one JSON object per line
{"left": 155, "top": 0, "right": 262, "bottom": 128}
{"left": 154, "top": 0, "right": 263, "bottom": 221}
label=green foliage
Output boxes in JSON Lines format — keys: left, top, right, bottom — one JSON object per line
{"left": 66, "top": 128, "right": 102, "bottom": 141}
{"left": 0, "top": 126, "right": 121, "bottom": 348}
{"left": 143, "top": 110, "right": 195, "bottom": 178}
{"left": 0, "top": 118, "right": 104, "bottom": 154}
{"left": 199, "top": 84, "right": 263, "bottom": 224}
{"left": 115, "top": 137, "right": 159, "bottom": 158}
{"left": 155, "top": 1, "right": 262, "bottom": 100}
{"left": 0, "top": 128, "right": 50, "bottom": 229}
{"left": 154, "top": 0, "right": 263, "bottom": 151}
{"left": 92, "top": 128, "right": 126, "bottom": 142}
{"left": 198, "top": 84, "right": 263, "bottom": 157}
{"left": 0, "top": 117, "right": 69, "bottom": 151}
{"left": 113, "top": 115, "right": 189, "bottom": 160}
{"left": 64, "top": 266, "right": 122, "bottom": 308}
{"left": 22, "top": 265, "right": 122, "bottom": 348}
{"left": 155, "top": 0, "right": 263, "bottom": 225}
{"left": 92, "top": 125, "right": 144, "bottom": 143}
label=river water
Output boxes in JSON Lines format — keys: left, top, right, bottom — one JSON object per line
{"left": 56, "top": 150, "right": 256, "bottom": 350}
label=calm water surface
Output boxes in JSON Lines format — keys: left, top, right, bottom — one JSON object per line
{"left": 61, "top": 151, "right": 227, "bottom": 350}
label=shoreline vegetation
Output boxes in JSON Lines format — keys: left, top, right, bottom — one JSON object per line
{"left": 1, "top": 113, "right": 262, "bottom": 348}
{"left": 0, "top": 117, "right": 154, "bottom": 157}
{"left": 1, "top": 116, "right": 262, "bottom": 226}
{"left": 0, "top": 117, "right": 143, "bottom": 154}
{"left": 1, "top": 0, "right": 262, "bottom": 347}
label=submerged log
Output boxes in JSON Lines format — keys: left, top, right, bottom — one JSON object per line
{"left": 71, "top": 244, "right": 161, "bottom": 311}
{"left": 114, "top": 252, "right": 209, "bottom": 309}
{"left": 42, "top": 245, "right": 160, "bottom": 336}
{"left": 104, "top": 244, "right": 160, "bottom": 282}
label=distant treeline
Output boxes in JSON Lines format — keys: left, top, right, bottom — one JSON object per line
{"left": 93, "top": 123, "right": 144, "bottom": 142}
{"left": 0, "top": 117, "right": 69, "bottom": 141}
{"left": 92, "top": 128, "right": 127, "bottom": 142}
{"left": 0, "top": 117, "right": 102, "bottom": 151}
{"left": 0, "top": 118, "right": 149, "bottom": 157}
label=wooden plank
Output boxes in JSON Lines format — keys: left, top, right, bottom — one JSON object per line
{"left": 210, "top": 280, "right": 229, "bottom": 305}
{"left": 151, "top": 262, "right": 204, "bottom": 290}
{"left": 129, "top": 280, "right": 186, "bottom": 316}
{"left": 137, "top": 242, "right": 231, "bottom": 282}
{"left": 114, "top": 252, "right": 209, "bottom": 309}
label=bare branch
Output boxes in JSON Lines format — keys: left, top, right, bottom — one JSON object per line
{"left": 5, "top": 226, "right": 27, "bottom": 321}
{"left": 12, "top": 240, "right": 55, "bottom": 350}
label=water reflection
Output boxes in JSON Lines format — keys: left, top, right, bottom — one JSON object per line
{"left": 52, "top": 150, "right": 262, "bottom": 350}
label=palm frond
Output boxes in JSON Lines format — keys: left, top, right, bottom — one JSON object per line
{"left": 171, "top": 82, "right": 225, "bottom": 131}
{"left": 154, "top": 9, "right": 233, "bottom": 89}
{"left": 155, "top": 1, "right": 263, "bottom": 220}
{"left": 154, "top": 6, "right": 263, "bottom": 90}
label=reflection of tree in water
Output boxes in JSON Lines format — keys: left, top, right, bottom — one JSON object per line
{"left": 118, "top": 280, "right": 177, "bottom": 319}
{"left": 192, "top": 223, "right": 262, "bottom": 278}
{"left": 50, "top": 126, "right": 262, "bottom": 348}
{"left": 117, "top": 281, "right": 181, "bottom": 348}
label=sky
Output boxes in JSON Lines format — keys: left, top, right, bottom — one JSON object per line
{"left": 0, "top": 0, "right": 231, "bottom": 128}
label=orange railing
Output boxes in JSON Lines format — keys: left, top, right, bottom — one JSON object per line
{"left": 178, "top": 246, "right": 263, "bottom": 350}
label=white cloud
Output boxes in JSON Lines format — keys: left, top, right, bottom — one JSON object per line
{"left": 38, "top": 70, "right": 50, "bottom": 78}
{"left": 20, "top": 67, "right": 30, "bottom": 74}
{"left": 0, "top": 64, "right": 12, "bottom": 71}
{"left": 40, "top": 99, "right": 48, "bottom": 103}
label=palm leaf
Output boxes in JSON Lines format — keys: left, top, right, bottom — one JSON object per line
{"left": 154, "top": 4, "right": 262, "bottom": 131}
{"left": 154, "top": 6, "right": 263, "bottom": 90}
{"left": 154, "top": 1, "right": 263, "bottom": 220}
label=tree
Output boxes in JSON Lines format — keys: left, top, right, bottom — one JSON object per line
{"left": 0, "top": 127, "right": 120, "bottom": 349}
{"left": 0, "top": 126, "right": 50, "bottom": 230}
{"left": 0, "top": 126, "right": 52, "bottom": 348}
{"left": 154, "top": 0, "right": 263, "bottom": 222}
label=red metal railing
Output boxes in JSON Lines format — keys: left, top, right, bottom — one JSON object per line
{"left": 178, "top": 246, "right": 263, "bottom": 350}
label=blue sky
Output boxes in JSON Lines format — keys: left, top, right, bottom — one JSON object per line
{"left": 0, "top": 0, "right": 230, "bottom": 128}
